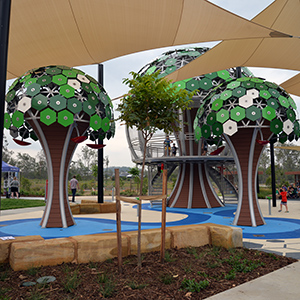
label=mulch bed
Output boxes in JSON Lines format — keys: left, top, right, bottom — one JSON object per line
{"left": 0, "top": 245, "right": 297, "bottom": 299}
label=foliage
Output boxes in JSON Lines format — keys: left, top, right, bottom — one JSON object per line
{"left": 0, "top": 199, "right": 45, "bottom": 210}
{"left": 2, "top": 136, "right": 14, "bottom": 165}
{"left": 259, "top": 142, "right": 300, "bottom": 187}
{"left": 128, "top": 167, "right": 140, "bottom": 192}
{"left": 62, "top": 267, "right": 82, "bottom": 293}
{"left": 70, "top": 147, "right": 98, "bottom": 180}
{"left": 97, "top": 272, "right": 116, "bottom": 298}
{"left": 21, "top": 177, "right": 32, "bottom": 192}
{"left": 257, "top": 187, "right": 272, "bottom": 199}
{"left": 180, "top": 278, "right": 209, "bottom": 292}
{"left": 118, "top": 71, "right": 194, "bottom": 195}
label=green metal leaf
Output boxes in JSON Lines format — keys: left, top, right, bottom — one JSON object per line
{"left": 230, "top": 106, "right": 245, "bottom": 122}
{"left": 67, "top": 97, "right": 82, "bottom": 114}
{"left": 40, "top": 108, "right": 56, "bottom": 126}
{"left": 90, "top": 114, "right": 102, "bottom": 130}
{"left": 58, "top": 110, "right": 74, "bottom": 127}
{"left": 262, "top": 106, "right": 276, "bottom": 121}
{"left": 32, "top": 94, "right": 48, "bottom": 110}
{"left": 12, "top": 111, "right": 24, "bottom": 128}
{"left": 49, "top": 95, "right": 66, "bottom": 111}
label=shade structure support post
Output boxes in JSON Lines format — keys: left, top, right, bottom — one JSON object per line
{"left": 0, "top": 0, "right": 11, "bottom": 210}
{"left": 98, "top": 64, "right": 104, "bottom": 203}
{"left": 270, "top": 141, "right": 277, "bottom": 207}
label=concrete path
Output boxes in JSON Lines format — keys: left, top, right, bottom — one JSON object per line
{"left": 206, "top": 260, "right": 300, "bottom": 300}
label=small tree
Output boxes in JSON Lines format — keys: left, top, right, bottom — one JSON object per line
{"left": 128, "top": 167, "right": 139, "bottom": 192}
{"left": 118, "top": 71, "right": 194, "bottom": 194}
{"left": 118, "top": 71, "right": 194, "bottom": 267}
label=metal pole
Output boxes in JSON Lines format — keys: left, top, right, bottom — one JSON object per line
{"left": 0, "top": 0, "right": 12, "bottom": 211}
{"left": 98, "top": 64, "right": 104, "bottom": 203}
{"left": 236, "top": 66, "right": 242, "bottom": 78}
{"left": 270, "top": 142, "right": 276, "bottom": 207}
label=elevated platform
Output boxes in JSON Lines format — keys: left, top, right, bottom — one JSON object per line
{"left": 134, "top": 155, "right": 234, "bottom": 165}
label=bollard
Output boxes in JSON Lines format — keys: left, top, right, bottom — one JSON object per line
{"left": 266, "top": 196, "right": 271, "bottom": 215}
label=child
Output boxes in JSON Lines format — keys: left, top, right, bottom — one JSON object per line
{"left": 278, "top": 188, "right": 289, "bottom": 213}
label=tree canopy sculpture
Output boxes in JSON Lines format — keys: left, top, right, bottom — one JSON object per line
{"left": 135, "top": 47, "right": 252, "bottom": 209}
{"left": 194, "top": 77, "right": 299, "bottom": 226}
{"left": 4, "top": 65, "right": 115, "bottom": 228}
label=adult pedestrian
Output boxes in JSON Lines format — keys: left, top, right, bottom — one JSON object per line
{"left": 10, "top": 176, "right": 20, "bottom": 199}
{"left": 69, "top": 175, "right": 79, "bottom": 202}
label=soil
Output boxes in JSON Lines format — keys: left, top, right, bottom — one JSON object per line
{"left": 0, "top": 245, "right": 296, "bottom": 300}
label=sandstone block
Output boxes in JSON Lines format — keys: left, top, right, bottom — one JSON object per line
{"left": 79, "top": 203, "right": 101, "bottom": 214}
{"left": 100, "top": 202, "right": 116, "bottom": 213}
{"left": 81, "top": 199, "right": 96, "bottom": 203}
{"left": 10, "top": 238, "right": 75, "bottom": 271}
{"left": 125, "top": 228, "right": 171, "bottom": 254}
{"left": 0, "top": 236, "right": 44, "bottom": 264}
{"left": 168, "top": 224, "right": 210, "bottom": 249}
{"left": 72, "top": 233, "right": 129, "bottom": 264}
{"left": 70, "top": 203, "right": 80, "bottom": 214}
{"left": 205, "top": 223, "right": 243, "bottom": 249}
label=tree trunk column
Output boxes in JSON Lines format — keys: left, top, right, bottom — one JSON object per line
{"left": 168, "top": 163, "right": 223, "bottom": 208}
{"left": 27, "top": 120, "right": 89, "bottom": 228}
{"left": 168, "top": 108, "right": 222, "bottom": 208}
{"left": 225, "top": 128, "right": 269, "bottom": 226}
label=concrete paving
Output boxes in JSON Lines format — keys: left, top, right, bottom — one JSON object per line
{"left": 1, "top": 196, "right": 300, "bottom": 299}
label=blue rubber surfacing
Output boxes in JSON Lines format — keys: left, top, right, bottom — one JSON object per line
{"left": 1, "top": 204, "right": 300, "bottom": 240}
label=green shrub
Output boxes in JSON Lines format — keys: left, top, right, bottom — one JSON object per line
{"left": 180, "top": 278, "right": 209, "bottom": 292}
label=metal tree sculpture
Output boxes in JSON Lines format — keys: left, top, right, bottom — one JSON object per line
{"left": 194, "top": 77, "right": 299, "bottom": 226}
{"left": 4, "top": 66, "right": 115, "bottom": 228}
{"left": 131, "top": 47, "right": 252, "bottom": 208}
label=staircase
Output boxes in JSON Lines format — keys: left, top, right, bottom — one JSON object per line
{"left": 206, "top": 165, "right": 238, "bottom": 205}
{"left": 149, "top": 163, "right": 177, "bottom": 196}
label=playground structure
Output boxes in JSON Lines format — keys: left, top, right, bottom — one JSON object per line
{"left": 126, "top": 48, "right": 246, "bottom": 206}
{"left": 194, "top": 77, "right": 299, "bottom": 226}
{"left": 4, "top": 66, "right": 115, "bottom": 228}
{"left": 126, "top": 47, "right": 299, "bottom": 226}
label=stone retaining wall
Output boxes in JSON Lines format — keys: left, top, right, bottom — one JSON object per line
{"left": 3, "top": 223, "right": 243, "bottom": 271}
{"left": 70, "top": 202, "right": 116, "bottom": 214}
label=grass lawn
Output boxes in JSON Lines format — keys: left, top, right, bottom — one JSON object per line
{"left": 0, "top": 198, "right": 45, "bottom": 210}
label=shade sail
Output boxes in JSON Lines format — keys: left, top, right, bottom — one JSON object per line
{"left": 281, "top": 73, "right": 300, "bottom": 97}
{"left": 6, "top": 0, "right": 286, "bottom": 80}
{"left": 2, "top": 161, "right": 19, "bottom": 172}
{"left": 166, "top": 0, "right": 299, "bottom": 92}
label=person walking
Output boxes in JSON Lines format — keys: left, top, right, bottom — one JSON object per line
{"left": 69, "top": 175, "right": 79, "bottom": 202}
{"left": 278, "top": 188, "right": 289, "bottom": 213}
{"left": 10, "top": 176, "right": 20, "bottom": 199}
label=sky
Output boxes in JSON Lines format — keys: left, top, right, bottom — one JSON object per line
{"left": 4, "top": 0, "right": 300, "bottom": 168}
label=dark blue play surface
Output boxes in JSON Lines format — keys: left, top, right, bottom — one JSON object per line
{"left": 1, "top": 204, "right": 300, "bottom": 240}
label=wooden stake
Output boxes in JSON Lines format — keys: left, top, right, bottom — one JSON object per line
{"left": 137, "top": 200, "right": 142, "bottom": 268}
{"left": 160, "top": 169, "right": 167, "bottom": 263}
{"left": 115, "top": 169, "right": 122, "bottom": 273}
